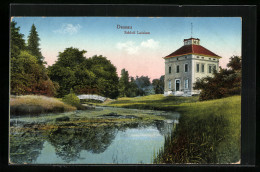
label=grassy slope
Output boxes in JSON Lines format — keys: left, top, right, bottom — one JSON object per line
{"left": 164, "top": 96, "right": 241, "bottom": 164}
{"left": 104, "top": 94, "right": 199, "bottom": 110}
{"left": 10, "top": 95, "right": 76, "bottom": 115}
{"left": 106, "top": 95, "right": 241, "bottom": 164}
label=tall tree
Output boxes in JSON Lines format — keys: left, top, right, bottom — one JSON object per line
{"left": 152, "top": 75, "right": 164, "bottom": 94}
{"left": 10, "top": 21, "right": 57, "bottom": 96}
{"left": 48, "top": 47, "right": 87, "bottom": 97}
{"left": 227, "top": 56, "right": 242, "bottom": 71}
{"left": 11, "top": 50, "right": 57, "bottom": 96}
{"left": 27, "top": 24, "right": 44, "bottom": 64}
{"left": 126, "top": 77, "right": 139, "bottom": 97}
{"left": 135, "top": 76, "right": 151, "bottom": 96}
{"left": 48, "top": 48, "right": 119, "bottom": 98}
{"left": 88, "top": 55, "right": 119, "bottom": 99}
{"left": 135, "top": 76, "right": 151, "bottom": 88}
{"left": 10, "top": 21, "right": 26, "bottom": 58}
{"left": 118, "top": 69, "right": 130, "bottom": 97}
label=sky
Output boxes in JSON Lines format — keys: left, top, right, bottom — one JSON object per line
{"left": 11, "top": 17, "right": 241, "bottom": 80}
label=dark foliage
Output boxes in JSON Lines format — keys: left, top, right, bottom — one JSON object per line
{"left": 118, "top": 69, "right": 154, "bottom": 97}
{"left": 48, "top": 48, "right": 119, "bottom": 99}
{"left": 194, "top": 56, "right": 241, "bottom": 101}
{"left": 10, "top": 22, "right": 58, "bottom": 96}
{"left": 152, "top": 75, "right": 164, "bottom": 94}
{"left": 27, "top": 24, "right": 44, "bottom": 64}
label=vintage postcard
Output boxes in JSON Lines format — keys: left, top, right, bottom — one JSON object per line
{"left": 9, "top": 16, "right": 242, "bottom": 164}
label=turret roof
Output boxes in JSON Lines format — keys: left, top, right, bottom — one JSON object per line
{"left": 164, "top": 44, "right": 221, "bottom": 59}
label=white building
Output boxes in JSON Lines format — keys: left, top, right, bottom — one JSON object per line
{"left": 163, "top": 37, "right": 221, "bottom": 96}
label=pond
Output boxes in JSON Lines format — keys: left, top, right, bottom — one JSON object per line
{"left": 9, "top": 107, "right": 180, "bottom": 164}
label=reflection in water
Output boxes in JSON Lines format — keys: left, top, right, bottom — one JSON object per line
{"left": 10, "top": 108, "right": 180, "bottom": 164}
{"left": 9, "top": 129, "right": 45, "bottom": 164}
{"left": 48, "top": 126, "right": 118, "bottom": 163}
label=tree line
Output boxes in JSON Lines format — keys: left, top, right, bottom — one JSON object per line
{"left": 11, "top": 22, "right": 57, "bottom": 96}
{"left": 10, "top": 21, "right": 241, "bottom": 101}
{"left": 118, "top": 69, "right": 164, "bottom": 97}
{"left": 10, "top": 21, "right": 165, "bottom": 99}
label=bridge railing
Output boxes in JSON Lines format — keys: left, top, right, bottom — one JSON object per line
{"left": 77, "top": 94, "right": 107, "bottom": 102}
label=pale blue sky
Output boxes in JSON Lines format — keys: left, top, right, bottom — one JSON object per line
{"left": 11, "top": 17, "right": 241, "bottom": 79}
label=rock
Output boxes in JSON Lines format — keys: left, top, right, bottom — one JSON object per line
{"left": 55, "top": 116, "right": 70, "bottom": 122}
{"left": 100, "top": 113, "right": 139, "bottom": 119}
{"left": 124, "top": 115, "right": 138, "bottom": 119}
{"left": 102, "top": 112, "right": 120, "bottom": 117}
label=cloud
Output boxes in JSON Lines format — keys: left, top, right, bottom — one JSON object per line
{"left": 116, "top": 39, "right": 159, "bottom": 55}
{"left": 116, "top": 41, "right": 139, "bottom": 55}
{"left": 53, "top": 23, "right": 81, "bottom": 35}
{"left": 141, "top": 39, "right": 159, "bottom": 48}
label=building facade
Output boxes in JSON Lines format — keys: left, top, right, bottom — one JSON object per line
{"left": 164, "top": 38, "right": 221, "bottom": 96}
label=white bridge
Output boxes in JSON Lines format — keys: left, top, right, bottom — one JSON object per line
{"left": 77, "top": 94, "right": 107, "bottom": 102}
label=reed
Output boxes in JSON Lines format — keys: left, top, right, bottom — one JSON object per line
{"left": 10, "top": 95, "right": 76, "bottom": 115}
{"left": 154, "top": 96, "right": 241, "bottom": 164}
{"left": 106, "top": 94, "right": 240, "bottom": 164}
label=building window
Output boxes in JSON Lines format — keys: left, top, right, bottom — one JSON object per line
{"left": 168, "top": 80, "right": 171, "bottom": 89}
{"left": 201, "top": 64, "right": 205, "bottom": 73}
{"left": 213, "top": 65, "right": 216, "bottom": 71}
{"left": 213, "top": 58, "right": 216, "bottom": 60}
{"left": 196, "top": 63, "right": 200, "bottom": 72}
{"left": 202, "top": 57, "right": 204, "bottom": 59}
{"left": 185, "top": 79, "right": 189, "bottom": 89}
{"left": 176, "top": 65, "right": 179, "bottom": 73}
{"left": 185, "top": 56, "right": 187, "bottom": 59}
{"left": 169, "top": 66, "right": 171, "bottom": 74}
{"left": 197, "top": 56, "right": 199, "bottom": 58}
{"left": 209, "top": 58, "right": 211, "bottom": 60}
{"left": 209, "top": 65, "right": 212, "bottom": 73}
{"left": 175, "top": 80, "right": 180, "bottom": 91}
{"left": 184, "top": 64, "right": 188, "bottom": 72}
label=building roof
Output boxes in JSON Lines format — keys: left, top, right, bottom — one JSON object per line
{"left": 164, "top": 44, "right": 221, "bottom": 59}
{"left": 184, "top": 38, "right": 200, "bottom": 41}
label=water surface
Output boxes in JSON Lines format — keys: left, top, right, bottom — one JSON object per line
{"left": 10, "top": 107, "right": 180, "bottom": 164}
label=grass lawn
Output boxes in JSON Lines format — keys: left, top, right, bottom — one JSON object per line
{"left": 104, "top": 94, "right": 199, "bottom": 111}
{"left": 105, "top": 94, "right": 241, "bottom": 164}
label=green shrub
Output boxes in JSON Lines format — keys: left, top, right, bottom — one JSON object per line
{"left": 194, "top": 56, "right": 241, "bottom": 101}
{"left": 62, "top": 90, "right": 85, "bottom": 110}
